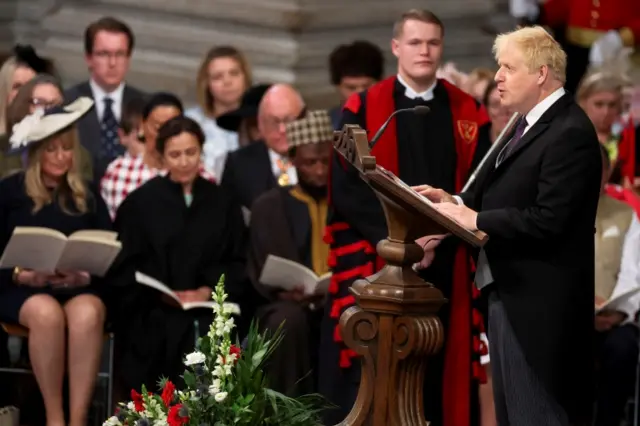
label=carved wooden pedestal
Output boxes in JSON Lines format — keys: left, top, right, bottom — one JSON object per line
{"left": 331, "top": 124, "right": 487, "bottom": 426}
{"left": 338, "top": 192, "right": 447, "bottom": 426}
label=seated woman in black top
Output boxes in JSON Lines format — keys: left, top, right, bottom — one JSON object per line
{"left": 0, "top": 97, "right": 112, "bottom": 426}
{"left": 110, "top": 116, "right": 247, "bottom": 393}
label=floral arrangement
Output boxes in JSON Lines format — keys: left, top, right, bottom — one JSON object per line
{"left": 104, "top": 276, "right": 324, "bottom": 426}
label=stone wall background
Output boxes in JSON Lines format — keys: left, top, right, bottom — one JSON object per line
{"left": 0, "top": 0, "right": 512, "bottom": 108}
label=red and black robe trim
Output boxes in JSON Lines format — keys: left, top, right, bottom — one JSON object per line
{"left": 325, "top": 76, "right": 490, "bottom": 426}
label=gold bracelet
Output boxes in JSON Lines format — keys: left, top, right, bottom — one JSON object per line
{"left": 12, "top": 266, "right": 22, "bottom": 284}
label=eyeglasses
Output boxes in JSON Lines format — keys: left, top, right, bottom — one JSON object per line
{"left": 264, "top": 115, "right": 297, "bottom": 130}
{"left": 31, "top": 98, "right": 62, "bottom": 109}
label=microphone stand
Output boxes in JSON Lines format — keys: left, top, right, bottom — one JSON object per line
{"left": 369, "top": 106, "right": 430, "bottom": 149}
{"left": 462, "top": 112, "right": 521, "bottom": 192}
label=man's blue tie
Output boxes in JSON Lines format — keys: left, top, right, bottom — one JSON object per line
{"left": 100, "top": 97, "right": 124, "bottom": 162}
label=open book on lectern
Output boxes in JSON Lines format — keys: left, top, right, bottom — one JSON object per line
{"left": 372, "top": 166, "right": 488, "bottom": 248}
{"left": 332, "top": 123, "right": 488, "bottom": 248}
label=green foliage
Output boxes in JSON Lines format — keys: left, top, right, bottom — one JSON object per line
{"left": 104, "top": 274, "right": 327, "bottom": 426}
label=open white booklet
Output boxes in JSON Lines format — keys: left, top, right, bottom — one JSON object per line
{"left": 596, "top": 286, "right": 640, "bottom": 314}
{"left": 259, "top": 254, "right": 331, "bottom": 296}
{"left": 135, "top": 271, "right": 241, "bottom": 314}
{"left": 0, "top": 227, "right": 121, "bottom": 277}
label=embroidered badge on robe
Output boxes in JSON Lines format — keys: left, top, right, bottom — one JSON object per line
{"left": 457, "top": 120, "right": 478, "bottom": 143}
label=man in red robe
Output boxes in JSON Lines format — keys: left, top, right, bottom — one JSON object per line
{"left": 319, "top": 8, "right": 492, "bottom": 426}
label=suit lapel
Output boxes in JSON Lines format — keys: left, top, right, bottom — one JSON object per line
{"left": 492, "top": 94, "right": 572, "bottom": 172}
{"left": 246, "top": 143, "right": 277, "bottom": 206}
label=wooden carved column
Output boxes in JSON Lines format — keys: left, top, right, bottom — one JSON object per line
{"left": 337, "top": 190, "right": 447, "bottom": 426}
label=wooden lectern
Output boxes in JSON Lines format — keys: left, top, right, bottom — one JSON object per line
{"left": 332, "top": 124, "right": 488, "bottom": 426}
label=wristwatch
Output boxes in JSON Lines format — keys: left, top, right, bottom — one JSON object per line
{"left": 12, "top": 266, "right": 22, "bottom": 284}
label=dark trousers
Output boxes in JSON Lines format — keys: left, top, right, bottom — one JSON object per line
{"left": 594, "top": 323, "right": 639, "bottom": 426}
{"left": 488, "top": 292, "right": 569, "bottom": 426}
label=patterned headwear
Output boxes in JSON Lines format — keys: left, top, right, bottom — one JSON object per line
{"left": 285, "top": 110, "right": 333, "bottom": 148}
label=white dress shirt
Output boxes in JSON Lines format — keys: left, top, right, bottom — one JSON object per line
{"left": 397, "top": 74, "right": 436, "bottom": 101}
{"left": 609, "top": 214, "right": 640, "bottom": 322}
{"left": 90, "top": 79, "right": 125, "bottom": 122}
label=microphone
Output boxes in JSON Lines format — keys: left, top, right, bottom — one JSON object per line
{"left": 369, "top": 105, "right": 430, "bottom": 149}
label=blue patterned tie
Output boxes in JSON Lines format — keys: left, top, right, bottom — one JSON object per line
{"left": 100, "top": 97, "right": 124, "bottom": 161}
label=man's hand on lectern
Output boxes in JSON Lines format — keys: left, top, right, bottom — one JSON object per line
{"left": 412, "top": 184, "right": 456, "bottom": 204}
{"left": 434, "top": 203, "right": 478, "bottom": 231}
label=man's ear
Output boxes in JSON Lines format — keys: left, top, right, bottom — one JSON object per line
{"left": 391, "top": 39, "right": 400, "bottom": 59}
{"left": 538, "top": 65, "right": 549, "bottom": 85}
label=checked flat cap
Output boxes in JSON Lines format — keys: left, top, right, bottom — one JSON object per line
{"left": 285, "top": 109, "right": 334, "bottom": 148}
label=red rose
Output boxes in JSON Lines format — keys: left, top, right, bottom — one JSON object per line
{"left": 161, "top": 381, "right": 176, "bottom": 407}
{"left": 168, "top": 404, "right": 189, "bottom": 426}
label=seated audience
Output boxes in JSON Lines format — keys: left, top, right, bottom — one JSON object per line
{"left": 100, "top": 92, "right": 215, "bottom": 219}
{"left": 117, "top": 97, "right": 146, "bottom": 158}
{"left": 594, "top": 145, "right": 640, "bottom": 426}
{"left": 64, "top": 16, "right": 146, "bottom": 182}
{"left": 0, "top": 45, "right": 56, "bottom": 173}
{"left": 577, "top": 70, "right": 636, "bottom": 186}
{"left": 109, "top": 115, "right": 247, "bottom": 393}
{"left": 460, "top": 67, "right": 494, "bottom": 102}
{"left": 0, "top": 97, "right": 111, "bottom": 426}
{"left": 217, "top": 83, "right": 271, "bottom": 152}
{"left": 6, "top": 74, "right": 94, "bottom": 180}
{"left": 186, "top": 46, "right": 251, "bottom": 178}
{"left": 221, "top": 84, "right": 305, "bottom": 214}
{"left": 327, "top": 41, "right": 384, "bottom": 129}
{"left": 480, "top": 80, "right": 513, "bottom": 144}
{"left": 248, "top": 110, "right": 332, "bottom": 396}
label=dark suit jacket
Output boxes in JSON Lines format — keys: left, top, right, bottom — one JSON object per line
{"left": 220, "top": 141, "right": 277, "bottom": 210}
{"left": 65, "top": 81, "right": 145, "bottom": 182}
{"left": 461, "top": 93, "right": 601, "bottom": 423}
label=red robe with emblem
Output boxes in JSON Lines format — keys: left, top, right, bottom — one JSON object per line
{"left": 320, "top": 76, "right": 491, "bottom": 426}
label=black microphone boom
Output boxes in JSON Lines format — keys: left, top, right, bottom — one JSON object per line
{"left": 369, "top": 105, "right": 430, "bottom": 149}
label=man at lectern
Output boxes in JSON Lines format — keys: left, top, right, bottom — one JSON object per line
{"left": 320, "top": 8, "right": 492, "bottom": 426}
{"left": 417, "top": 26, "right": 601, "bottom": 426}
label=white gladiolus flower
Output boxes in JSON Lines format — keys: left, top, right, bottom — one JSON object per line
{"left": 214, "top": 391, "right": 228, "bottom": 402}
{"left": 103, "top": 416, "right": 122, "bottom": 426}
{"left": 223, "top": 302, "right": 240, "bottom": 315}
{"left": 127, "top": 402, "right": 136, "bottom": 411}
{"left": 212, "top": 365, "right": 225, "bottom": 377}
{"left": 184, "top": 351, "right": 206, "bottom": 365}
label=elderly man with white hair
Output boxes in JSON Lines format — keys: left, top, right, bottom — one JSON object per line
{"left": 417, "top": 26, "right": 602, "bottom": 425}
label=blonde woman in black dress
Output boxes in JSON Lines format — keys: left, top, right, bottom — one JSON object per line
{"left": 0, "top": 97, "right": 112, "bottom": 426}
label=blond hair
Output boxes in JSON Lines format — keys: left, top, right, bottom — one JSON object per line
{"left": 195, "top": 46, "right": 251, "bottom": 118}
{"left": 576, "top": 70, "right": 629, "bottom": 102}
{"left": 24, "top": 126, "right": 88, "bottom": 214}
{"left": 493, "top": 26, "right": 567, "bottom": 84}
{"left": 0, "top": 57, "right": 18, "bottom": 134}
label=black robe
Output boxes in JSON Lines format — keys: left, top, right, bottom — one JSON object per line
{"left": 247, "top": 185, "right": 327, "bottom": 396}
{"left": 321, "top": 77, "right": 491, "bottom": 426}
{"left": 109, "top": 175, "right": 248, "bottom": 393}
